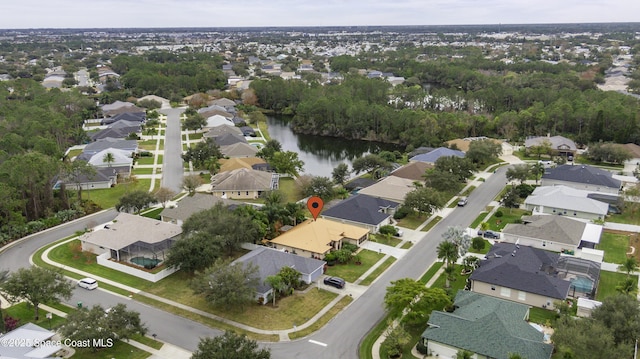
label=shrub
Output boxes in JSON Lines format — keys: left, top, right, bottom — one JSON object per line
{"left": 393, "top": 206, "right": 411, "bottom": 219}
{"left": 516, "top": 183, "right": 535, "bottom": 198}
{"left": 342, "top": 243, "right": 358, "bottom": 253}
{"left": 495, "top": 210, "right": 503, "bottom": 218}
{"left": 471, "top": 237, "right": 485, "bottom": 251}
{"left": 379, "top": 225, "right": 397, "bottom": 236}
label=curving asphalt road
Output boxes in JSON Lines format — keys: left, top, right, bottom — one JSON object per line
{"left": 267, "top": 167, "right": 508, "bottom": 358}
{"left": 0, "top": 139, "right": 508, "bottom": 357}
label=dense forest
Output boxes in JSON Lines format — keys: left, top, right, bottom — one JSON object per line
{"left": 252, "top": 53, "right": 640, "bottom": 149}
{"left": 0, "top": 79, "right": 98, "bottom": 243}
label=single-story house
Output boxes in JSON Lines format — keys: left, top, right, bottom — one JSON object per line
{"left": 199, "top": 108, "right": 233, "bottom": 120}
{"left": 445, "top": 137, "right": 509, "bottom": 155}
{"left": 0, "top": 323, "right": 63, "bottom": 359}
{"left": 210, "top": 168, "right": 278, "bottom": 199}
{"left": 409, "top": 147, "right": 465, "bottom": 164}
{"left": 240, "top": 126, "right": 256, "bottom": 137}
{"left": 233, "top": 247, "right": 325, "bottom": 304}
{"left": 90, "top": 122, "right": 141, "bottom": 141}
{"left": 470, "top": 243, "right": 601, "bottom": 309}
{"left": 101, "top": 101, "right": 145, "bottom": 117}
{"left": 203, "top": 124, "right": 243, "bottom": 139}
{"left": 344, "top": 177, "right": 377, "bottom": 191}
{"left": 210, "top": 97, "right": 237, "bottom": 108}
{"left": 269, "top": 218, "right": 369, "bottom": 259}
{"left": 501, "top": 215, "right": 603, "bottom": 253}
{"left": 100, "top": 111, "right": 146, "bottom": 125}
{"left": 85, "top": 148, "right": 133, "bottom": 168}
{"left": 421, "top": 291, "right": 553, "bottom": 359}
{"left": 212, "top": 132, "right": 248, "bottom": 147}
{"left": 82, "top": 138, "right": 138, "bottom": 155}
{"left": 160, "top": 193, "right": 241, "bottom": 226}
{"left": 525, "top": 135, "right": 577, "bottom": 157}
{"left": 219, "top": 157, "right": 267, "bottom": 173}
{"left": 541, "top": 164, "right": 622, "bottom": 195}
{"left": 80, "top": 212, "right": 182, "bottom": 264}
{"left": 321, "top": 194, "right": 400, "bottom": 233}
{"left": 137, "top": 94, "right": 170, "bottom": 108}
{"left": 389, "top": 161, "right": 432, "bottom": 181}
{"left": 523, "top": 185, "right": 610, "bottom": 220}
{"left": 220, "top": 142, "right": 259, "bottom": 158}
{"left": 356, "top": 176, "right": 419, "bottom": 203}
{"left": 55, "top": 165, "right": 122, "bottom": 190}
{"left": 205, "top": 114, "right": 235, "bottom": 128}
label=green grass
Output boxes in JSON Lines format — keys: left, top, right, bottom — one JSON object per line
{"left": 87, "top": 179, "right": 152, "bottom": 209}
{"left": 596, "top": 271, "right": 638, "bottom": 301}
{"left": 71, "top": 341, "right": 151, "bottom": 359}
{"left": 141, "top": 207, "right": 163, "bottom": 219}
{"left": 369, "top": 234, "right": 402, "bottom": 247}
{"left": 607, "top": 204, "right": 640, "bottom": 225}
{"left": 278, "top": 177, "right": 302, "bottom": 203}
{"left": 598, "top": 231, "right": 631, "bottom": 264}
{"left": 470, "top": 212, "right": 488, "bottom": 229}
{"left": 529, "top": 307, "right": 559, "bottom": 325}
{"left": 460, "top": 185, "right": 476, "bottom": 196}
{"left": 360, "top": 257, "right": 396, "bottom": 286}
{"left": 419, "top": 262, "right": 444, "bottom": 284}
{"left": 132, "top": 167, "right": 155, "bottom": 175}
{"left": 421, "top": 216, "right": 442, "bottom": 232}
{"left": 360, "top": 315, "right": 392, "bottom": 359}
{"left": 401, "top": 241, "right": 413, "bottom": 249}
{"left": 485, "top": 207, "right": 530, "bottom": 231}
{"left": 66, "top": 148, "right": 83, "bottom": 159}
{"left": 324, "top": 250, "right": 385, "bottom": 282}
{"left": 137, "top": 140, "right": 158, "bottom": 151}
{"left": 136, "top": 156, "right": 157, "bottom": 165}
{"left": 468, "top": 239, "right": 491, "bottom": 254}
{"left": 130, "top": 334, "right": 164, "bottom": 350}
{"left": 45, "top": 302, "right": 74, "bottom": 313}
{"left": 288, "top": 295, "right": 353, "bottom": 340}
{"left": 5, "top": 302, "right": 66, "bottom": 330}
{"left": 186, "top": 132, "right": 204, "bottom": 140}
{"left": 257, "top": 120, "right": 271, "bottom": 141}
{"left": 396, "top": 213, "right": 429, "bottom": 230}
{"left": 429, "top": 264, "right": 467, "bottom": 296}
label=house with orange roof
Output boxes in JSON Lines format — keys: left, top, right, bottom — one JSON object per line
{"left": 268, "top": 218, "right": 369, "bottom": 259}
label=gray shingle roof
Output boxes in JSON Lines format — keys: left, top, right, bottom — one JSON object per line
{"left": 525, "top": 135, "right": 577, "bottom": 151}
{"left": 470, "top": 243, "right": 571, "bottom": 299}
{"left": 321, "top": 194, "right": 399, "bottom": 226}
{"left": 502, "top": 215, "right": 587, "bottom": 246}
{"left": 422, "top": 291, "right": 553, "bottom": 359}
{"left": 210, "top": 168, "right": 275, "bottom": 191}
{"left": 542, "top": 164, "right": 621, "bottom": 189}
{"left": 233, "top": 247, "right": 325, "bottom": 293}
{"left": 159, "top": 193, "right": 240, "bottom": 222}
{"left": 409, "top": 147, "right": 465, "bottom": 163}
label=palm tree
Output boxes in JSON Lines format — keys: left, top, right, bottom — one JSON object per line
{"left": 619, "top": 257, "right": 639, "bottom": 277}
{"left": 616, "top": 277, "right": 638, "bottom": 295}
{"left": 437, "top": 240, "right": 459, "bottom": 288}
{"left": 531, "top": 162, "right": 545, "bottom": 184}
{"left": 103, "top": 151, "right": 115, "bottom": 167}
{"left": 264, "top": 275, "right": 287, "bottom": 306}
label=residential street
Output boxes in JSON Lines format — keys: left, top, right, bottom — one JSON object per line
{"left": 159, "top": 107, "right": 185, "bottom": 193}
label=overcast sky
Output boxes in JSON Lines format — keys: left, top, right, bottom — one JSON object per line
{"left": 1, "top": 0, "right": 639, "bottom": 29}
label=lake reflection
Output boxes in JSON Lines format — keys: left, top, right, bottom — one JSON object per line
{"left": 267, "top": 116, "right": 399, "bottom": 177}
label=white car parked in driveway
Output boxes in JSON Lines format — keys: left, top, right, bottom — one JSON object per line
{"left": 78, "top": 277, "right": 98, "bottom": 290}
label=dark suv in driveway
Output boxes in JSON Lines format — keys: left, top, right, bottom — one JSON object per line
{"left": 324, "top": 276, "right": 346, "bottom": 289}
{"left": 481, "top": 230, "right": 500, "bottom": 239}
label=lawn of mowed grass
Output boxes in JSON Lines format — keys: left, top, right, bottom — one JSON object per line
{"left": 369, "top": 234, "right": 402, "bottom": 247}
{"left": 87, "top": 179, "right": 152, "bottom": 209}
{"left": 324, "top": 250, "right": 385, "bottom": 282}
{"left": 485, "top": 207, "right": 530, "bottom": 231}
{"left": 598, "top": 231, "right": 631, "bottom": 264}
{"left": 596, "top": 271, "right": 638, "bottom": 301}
{"left": 396, "top": 213, "right": 429, "bottom": 230}
{"left": 429, "top": 264, "right": 467, "bottom": 295}
{"left": 71, "top": 341, "right": 151, "bottom": 359}
{"left": 608, "top": 205, "right": 640, "bottom": 225}
{"left": 5, "top": 302, "right": 66, "bottom": 330}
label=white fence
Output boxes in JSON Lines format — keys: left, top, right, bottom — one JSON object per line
{"left": 96, "top": 253, "right": 178, "bottom": 282}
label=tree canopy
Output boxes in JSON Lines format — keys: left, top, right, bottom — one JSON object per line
{"left": 190, "top": 258, "right": 260, "bottom": 310}
{"left": 192, "top": 331, "right": 271, "bottom": 359}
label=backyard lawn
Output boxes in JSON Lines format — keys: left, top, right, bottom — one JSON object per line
{"left": 596, "top": 271, "right": 638, "bottom": 301}
{"left": 607, "top": 204, "right": 640, "bottom": 225}
{"left": 598, "top": 231, "right": 631, "bottom": 264}
{"left": 324, "top": 249, "right": 385, "bottom": 282}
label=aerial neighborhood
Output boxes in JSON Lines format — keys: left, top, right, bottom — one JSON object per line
{"left": 2, "top": 22, "right": 640, "bottom": 359}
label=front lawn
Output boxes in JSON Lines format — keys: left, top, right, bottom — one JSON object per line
{"left": 596, "top": 271, "right": 638, "bottom": 301}
{"left": 324, "top": 249, "right": 385, "bottom": 282}
{"left": 136, "top": 156, "right": 157, "bottom": 165}
{"left": 5, "top": 302, "right": 66, "bottom": 330}
{"left": 421, "top": 216, "right": 442, "bottom": 232}
{"left": 396, "top": 213, "right": 429, "bottom": 230}
{"left": 429, "top": 264, "right": 467, "bottom": 296}
{"left": 72, "top": 341, "right": 151, "bottom": 359}
{"left": 132, "top": 167, "right": 155, "bottom": 175}
{"left": 369, "top": 234, "right": 402, "bottom": 247}
{"left": 468, "top": 239, "right": 491, "bottom": 254}
{"left": 485, "top": 207, "right": 530, "bottom": 231}
{"left": 598, "top": 231, "right": 631, "bottom": 264}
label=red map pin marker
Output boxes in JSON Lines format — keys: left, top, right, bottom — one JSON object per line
{"left": 307, "top": 196, "right": 324, "bottom": 221}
